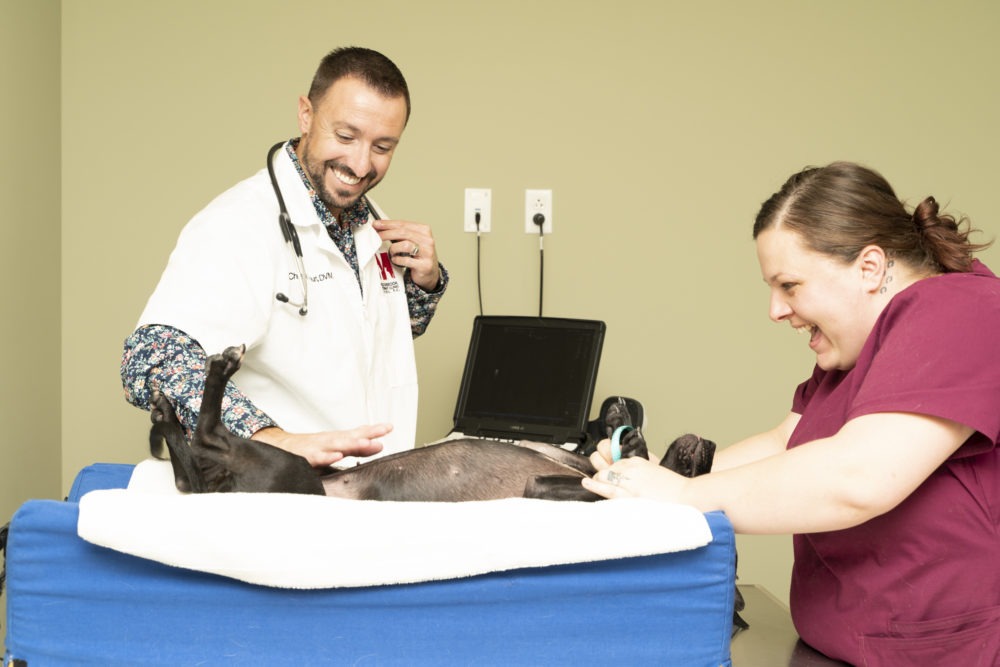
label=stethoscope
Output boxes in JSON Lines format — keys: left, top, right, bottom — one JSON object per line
{"left": 267, "top": 141, "right": 310, "bottom": 316}
{"left": 266, "top": 141, "right": 385, "bottom": 317}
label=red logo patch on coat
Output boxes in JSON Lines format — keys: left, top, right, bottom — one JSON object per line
{"left": 376, "top": 252, "right": 395, "bottom": 281}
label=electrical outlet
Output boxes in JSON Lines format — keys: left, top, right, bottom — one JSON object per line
{"left": 524, "top": 189, "right": 553, "bottom": 234}
{"left": 464, "top": 188, "right": 491, "bottom": 232}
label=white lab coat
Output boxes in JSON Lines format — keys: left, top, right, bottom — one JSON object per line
{"left": 138, "top": 142, "right": 418, "bottom": 462}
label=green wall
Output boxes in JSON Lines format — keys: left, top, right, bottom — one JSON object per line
{"left": 3, "top": 0, "right": 1000, "bottom": 609}
{"left": 0, "top": 0, "right": 61, "bottom": 635}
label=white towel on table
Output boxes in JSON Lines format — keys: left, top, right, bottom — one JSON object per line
{"left": 76, "top": 458, "right": 712, "bottom": 589}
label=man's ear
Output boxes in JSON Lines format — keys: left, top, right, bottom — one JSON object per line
{"left": 297, "top": 95, "right": 313, "bottom": 136}
{"left": 858, "top": 245, "right": 888, "bottom": 293}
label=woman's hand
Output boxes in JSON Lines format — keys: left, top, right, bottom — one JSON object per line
{"left": 252, "top": 423, "right": 391, "bottom": 467}
{"left": 583, "top": 439, "right": 690, "bottom": 502}
{"left": 588, "top": 437, "right": 656, "bottom": 470}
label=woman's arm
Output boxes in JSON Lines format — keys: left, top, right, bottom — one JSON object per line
{"left": 710, "top": 412, "right": 800, "bottom": 472}
{"left": 584, "top": 411, "right": 972, "bottom": 534}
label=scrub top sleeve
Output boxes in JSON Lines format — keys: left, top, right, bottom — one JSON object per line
{"left": 849, "top": 283, "right": 1000, "bottom": 450}
{"left": 791, "top": 364, "right": 827, "bottom": 414}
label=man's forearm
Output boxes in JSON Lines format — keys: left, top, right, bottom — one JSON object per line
{"left": 121, "top": 324, "right": 276, "bottom": 440}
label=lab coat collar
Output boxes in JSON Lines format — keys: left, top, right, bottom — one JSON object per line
{"left": 272, "top": 141, "right": 389, "bottom": 266}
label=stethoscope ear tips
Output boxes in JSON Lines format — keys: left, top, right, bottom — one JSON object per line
{"left": 298, "top": 307, "right": 308, "bottom": 316}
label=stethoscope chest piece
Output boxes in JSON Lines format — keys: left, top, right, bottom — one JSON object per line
{"left": 268, "top": 141, "right": 309, "bottom": 317}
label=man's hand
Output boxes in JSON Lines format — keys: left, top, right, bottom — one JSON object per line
{"left": 252, "top": 423, "right": 391, "bottom": 468}
{"left": 373, "top": 219, "right": 440, "bottom": 291}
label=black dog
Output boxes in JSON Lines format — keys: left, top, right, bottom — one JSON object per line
{"left": 149, "top": 344, "right": 746, "bottom": 632}
{"left": 150, "top": 346, "right": 660, "bottom": 501}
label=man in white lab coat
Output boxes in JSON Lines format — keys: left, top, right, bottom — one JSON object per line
{"left": 122, "top": 46, "right": 447, "bottom": 468}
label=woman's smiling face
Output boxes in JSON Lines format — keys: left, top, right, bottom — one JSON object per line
{"left": 756, "top": 226, "right": 881, "bottom": 371}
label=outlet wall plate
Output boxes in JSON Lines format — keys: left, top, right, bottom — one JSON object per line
{"left": 464, "top": 188, "right": 491, "bottom": 232}
{"left": 524, "top": 189, "right": 552, "bottom": 234}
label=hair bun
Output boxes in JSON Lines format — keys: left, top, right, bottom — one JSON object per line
{"left": 912, "top": 196, "right": 939, "bottom": 230}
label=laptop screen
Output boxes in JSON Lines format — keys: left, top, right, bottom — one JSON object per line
{"left": 452, "top": 316, "right": 606, "bottom": 445}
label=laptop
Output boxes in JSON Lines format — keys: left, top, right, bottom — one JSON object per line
{"left": 441, "top": 315, "right": 606, "bottom": 448}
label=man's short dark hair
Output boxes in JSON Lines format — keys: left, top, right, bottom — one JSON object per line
{"left": 308, "top": 46, "right": 410, "bottom": 123}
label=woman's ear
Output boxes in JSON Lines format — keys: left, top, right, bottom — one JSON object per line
{"left": 858, "top": 245, "right": 888, "bottom": 293}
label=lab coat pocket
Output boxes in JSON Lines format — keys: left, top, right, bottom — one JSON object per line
{"left": 858, "top": 605, "right": 1000, "bottom": 667}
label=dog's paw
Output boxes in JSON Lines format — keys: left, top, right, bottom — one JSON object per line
{"left": 149, "top": 390, "right": 183, "bottom": 461}
{"left": 149, "top": 390, "right": 179, "bottom": 425}
{"left": 602, "top": 397, "right": 649, "bottom": 459}
{"left": 603, "top": 397, "right": 633, "bottom": 433}
{"left": 661, "top": 433, "right": 717, "bottom": 477}
{"left": 207, "top": 344, "right": 246, "bottom": 379}
{"left": 618, "top": 426, "right": 649, "bottom": 460}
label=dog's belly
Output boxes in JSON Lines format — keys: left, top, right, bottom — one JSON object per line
{"left": 321, "top": 440, "right": 588, "bottom": 501}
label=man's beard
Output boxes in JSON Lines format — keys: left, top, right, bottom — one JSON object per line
{"left": 302, "top": 148, "right": 377, "bottom": 214}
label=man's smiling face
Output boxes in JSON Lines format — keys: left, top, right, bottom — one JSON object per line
{"left": 296, "top": 75, "right": 408, "bottom": 217}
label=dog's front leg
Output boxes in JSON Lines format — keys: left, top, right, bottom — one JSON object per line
{"left": 191, "top": 345, "right": 323, "bottom": 495}
{"left": 149, "top": 389, "right": 205, "bottom": 492}
{"left": 195, "top": 345, "right": 245, "bottom": 438}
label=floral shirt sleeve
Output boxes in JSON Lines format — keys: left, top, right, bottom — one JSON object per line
{"left": 120, "top": 324, "right": 276, "bottom": 441}
{"left": 407, "top": 263, "right": 449, "bottom": 337}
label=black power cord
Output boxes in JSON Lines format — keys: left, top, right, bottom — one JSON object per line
{"left": 533, "top": 212, "right": 545, "bottom": 317}
{"left": 475, "top": 211, "right": 484, "bottom": 316}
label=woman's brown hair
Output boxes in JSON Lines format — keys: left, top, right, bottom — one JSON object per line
{"left": 752, "top": 161, "right": 991, "bottom": 273}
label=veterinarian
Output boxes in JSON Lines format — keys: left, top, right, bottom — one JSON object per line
{"left": 122, "top": 47, "right": 447, "bottom": 468}
{"left": 584, "top": 162, "right": 1000, "bottom": 666}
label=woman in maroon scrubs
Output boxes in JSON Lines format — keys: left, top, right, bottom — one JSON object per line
{"left": 585, "top": 161, "right": 1000, "bottom": 666}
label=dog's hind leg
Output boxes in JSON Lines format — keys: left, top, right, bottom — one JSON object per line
{"left": 149, "top": 389, "right": 205, "bottom": 492}
{"left": 185, "top": 345, "right": 249, "bottom": 491}
{"left": 196, "top": 345, "right": 245, "bottom": 436}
